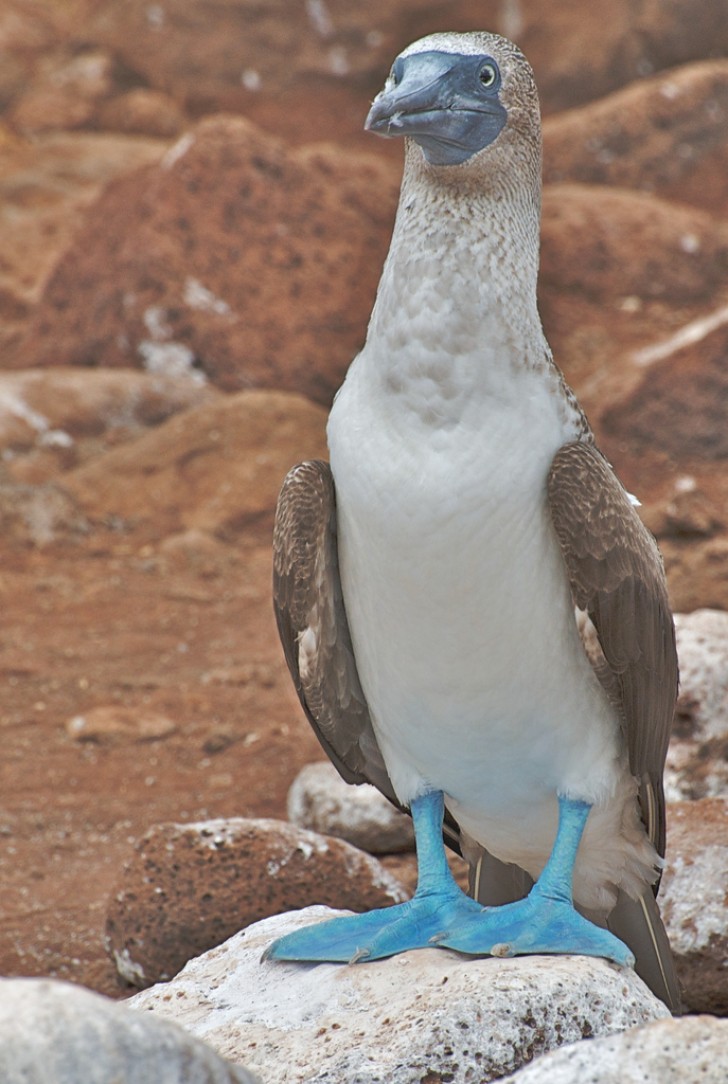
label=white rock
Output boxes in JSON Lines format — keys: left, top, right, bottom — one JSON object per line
{"left": 129, "top": 907, "right": 669, "bottom": 1084}
{"left": 666, "top": 610, "right": 728, "bottom": 801}
{"left": 497, "top": 1015, "right": 728, "bottom": 1083}
{"left": 287, "top": 760, "right": 414, "bottom": 853}
{"left": 660, "top": 799, "right": 728, "bottom": 1014}
{"left": 0, "top": 977, "right": 257, "bottom": 1084}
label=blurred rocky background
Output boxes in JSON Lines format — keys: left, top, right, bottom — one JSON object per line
{"left": 0, "top": 0, "right": 726, "bottom": 1045}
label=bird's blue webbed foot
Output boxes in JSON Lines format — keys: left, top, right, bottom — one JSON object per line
{"left": 264, "top": 791, "right": 634, "bottom": 969}
{"left": 264, "top": 790, "right": 481, "bottom": 963}
{"left": 438, "top": 796, "right": 634, "bottom": 967}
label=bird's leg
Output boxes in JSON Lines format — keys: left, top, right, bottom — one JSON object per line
{"left": 437, "top": 794, "right": 635, "bottom": 967}
{"left": 264, "top": 789, "right": 481, "bottom": 963}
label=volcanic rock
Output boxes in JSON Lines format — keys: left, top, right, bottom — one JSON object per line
{"left": 66, "top": 706, "right": 178, "bottom": 745}
{"left": 59, "top": 390, "right": 327, "bottom": 541}
{"left": 544, "top": 60, "right": 728, "bottom": 216}
{"left": 8, "top": 49, "right": 116, "bottom": 134}
{"left": 106, "top": 819, "right": 406, "bottom": 988}
{"left": 0, "top": 128, "right": 168, "bottom": 354}
{"left": 0, "top": 367, "right": 219, "bottom": 457}
{"left": 13, "top": 115, "right": 399, "bottom": 403}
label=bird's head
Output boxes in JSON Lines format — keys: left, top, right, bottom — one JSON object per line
{"left": 365, "top": 32, "right": 539, "bottom": 172}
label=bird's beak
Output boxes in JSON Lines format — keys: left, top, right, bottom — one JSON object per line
{"left": 364, "top": 50, "right": 507, "bottom": 166}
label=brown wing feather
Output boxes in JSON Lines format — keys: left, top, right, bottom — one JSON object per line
{"left": 548, "top": 442, "right": 681, "bottom": 1011}
{"left": 547, "top": 441, "right": 678, "bottom": 860}
{"left": 273, "top": 460, "right": 389, "bottom": 790}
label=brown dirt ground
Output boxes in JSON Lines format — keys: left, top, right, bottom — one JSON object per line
{"left": 0, "top": 527, "right": 351, "bottom": 997}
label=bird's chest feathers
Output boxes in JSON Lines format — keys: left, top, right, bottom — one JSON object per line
{"left": 329, "top": 361, "right": 566, "bottom": 616}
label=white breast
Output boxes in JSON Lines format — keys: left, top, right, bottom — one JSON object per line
{"left": 327, "top": 349, "right": 625, "bottom": 891}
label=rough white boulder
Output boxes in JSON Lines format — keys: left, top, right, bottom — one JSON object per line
{"left": 0, "top": 977, "right": 257, "bottom": 1083}
{"left": 661, "top": 798, "right": 728, "bottom": 1014}
{"left": 498, "top": 1014, "right": 728, "bottom": 1082}
{"left": 287, "top": 760, "right": 415, "bottom": 853}
{"left": 129, "top": 906, "right": 669, "bottom": 1084}
{"left": 667, "top": 610, "right": 728, "bottom": 801}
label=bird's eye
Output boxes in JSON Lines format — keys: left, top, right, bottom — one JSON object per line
{"left": 390, "top": 59, "right": 405, "bottom": 86}
{"left": 479, "top": 62, "right": 498, "bottom": 89}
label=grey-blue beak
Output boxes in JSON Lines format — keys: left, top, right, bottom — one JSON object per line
{"left": 365, "top": 50, "right": 507, "bottom": 166}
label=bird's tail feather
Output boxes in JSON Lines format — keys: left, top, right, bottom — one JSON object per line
{"left": 606, "top": 888, "right": 682, "bottom": 1014}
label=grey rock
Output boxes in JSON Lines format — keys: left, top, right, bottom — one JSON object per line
{"left": 498, "top": 1014, "right": 728, "bottom": 1082}
{"left": 0, "top": 977, "right": 258, "bottom": 1083}
{"left": 287, "top": 760, "right": 415, "bottom": 853}
{"left": 661, "top": 799, "right": 728, "bottom": 1015}
{"left": 666, "top": 610, "right": 728, "bottom": 801}
{"left": 129, "top": 906, "right": 669, "bottom": 1084}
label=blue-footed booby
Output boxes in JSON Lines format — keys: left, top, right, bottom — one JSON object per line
{"left": 268, "top": 31, "right": 680, "bottom": 1010}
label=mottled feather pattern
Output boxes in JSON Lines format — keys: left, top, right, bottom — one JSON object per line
{"left": 547, "top": 441, "right": 678, "bottom": 859}
{"left": 273, "top": 461, "right": 369, "bottom": 779}
{"left": 273, "top": 460, "right": 404, "bottom": 801}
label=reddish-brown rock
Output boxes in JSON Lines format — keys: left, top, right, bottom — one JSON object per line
{"left": 661, "top": 799, "right": 728, "bottom": 1016}
{"left": 66, "top": 705, "right": 178, "bottom": 745}
{"left": 510, "top": 0, "right": 728, "bottom": 114}
{"left": 2, "top": 1, "right": 727, "bottom": 149}
{"left": 13, "top": 116, "right": 399, "bottom": 403}
{"left": 600, "top": 324, "right": 728, "bottom": 468}
{"left": 541, "top": 185, "right": 728, "bottom": 309}
{"left": 97, "top": 89, "right": 187, "bottom": 139}
{"left": 544, "top": 60, "right": 728, "bottom": 216}
{"left": 8, "top": 49, "right": 117, "bottom": 133}
{"left": 0, "top": 129, "right": 169, "bottom": 355}
{"left": 0, "top": 368, "right": 220, "bottom": 452}
{"left": 82, "top": 0, "right": 502, "bottom": 145}
{"left": 105, "top": 818, "right": 407, "bottom": 987}
{"left": 59, "top": 390, "right": 327, "bottom": 541}
{"left": 538, "top": 184, "right": 728, "bottom": 421}
{"left": 595, "top": 317, "right": 728, "bottom": 611}
{"left": 80, "top": 0, "right": 728, "bottom": 139}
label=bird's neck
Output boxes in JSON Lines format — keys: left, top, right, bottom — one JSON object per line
{"left": 364, "top": 158, "right": 550, "bottom": 401}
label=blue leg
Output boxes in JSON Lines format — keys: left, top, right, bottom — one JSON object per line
{"left": 264, "top": 790, "right": 481, "bottom": 962}
{"left": 438, "top": 796, "right": 634, "bottom": 966}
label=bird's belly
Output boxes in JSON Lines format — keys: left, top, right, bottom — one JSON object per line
{"left": 329, "top": 415, "right": 622, "bottom": 839}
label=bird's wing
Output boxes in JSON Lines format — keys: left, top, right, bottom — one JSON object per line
{"left": 546, "top": 440, "right": 677, "bottom": 859}
{"left": 273, "top": 459, "right": 463, "bottom": 851}
{"left": 547, "top": 440, "right": 681, "bottom": 1013}
{"left": 273, "top": 460, "right": 393, "bottom": 793}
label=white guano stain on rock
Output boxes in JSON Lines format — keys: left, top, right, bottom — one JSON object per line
{"left": 183, "top": 277, "right": 232, "bottom": 315}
